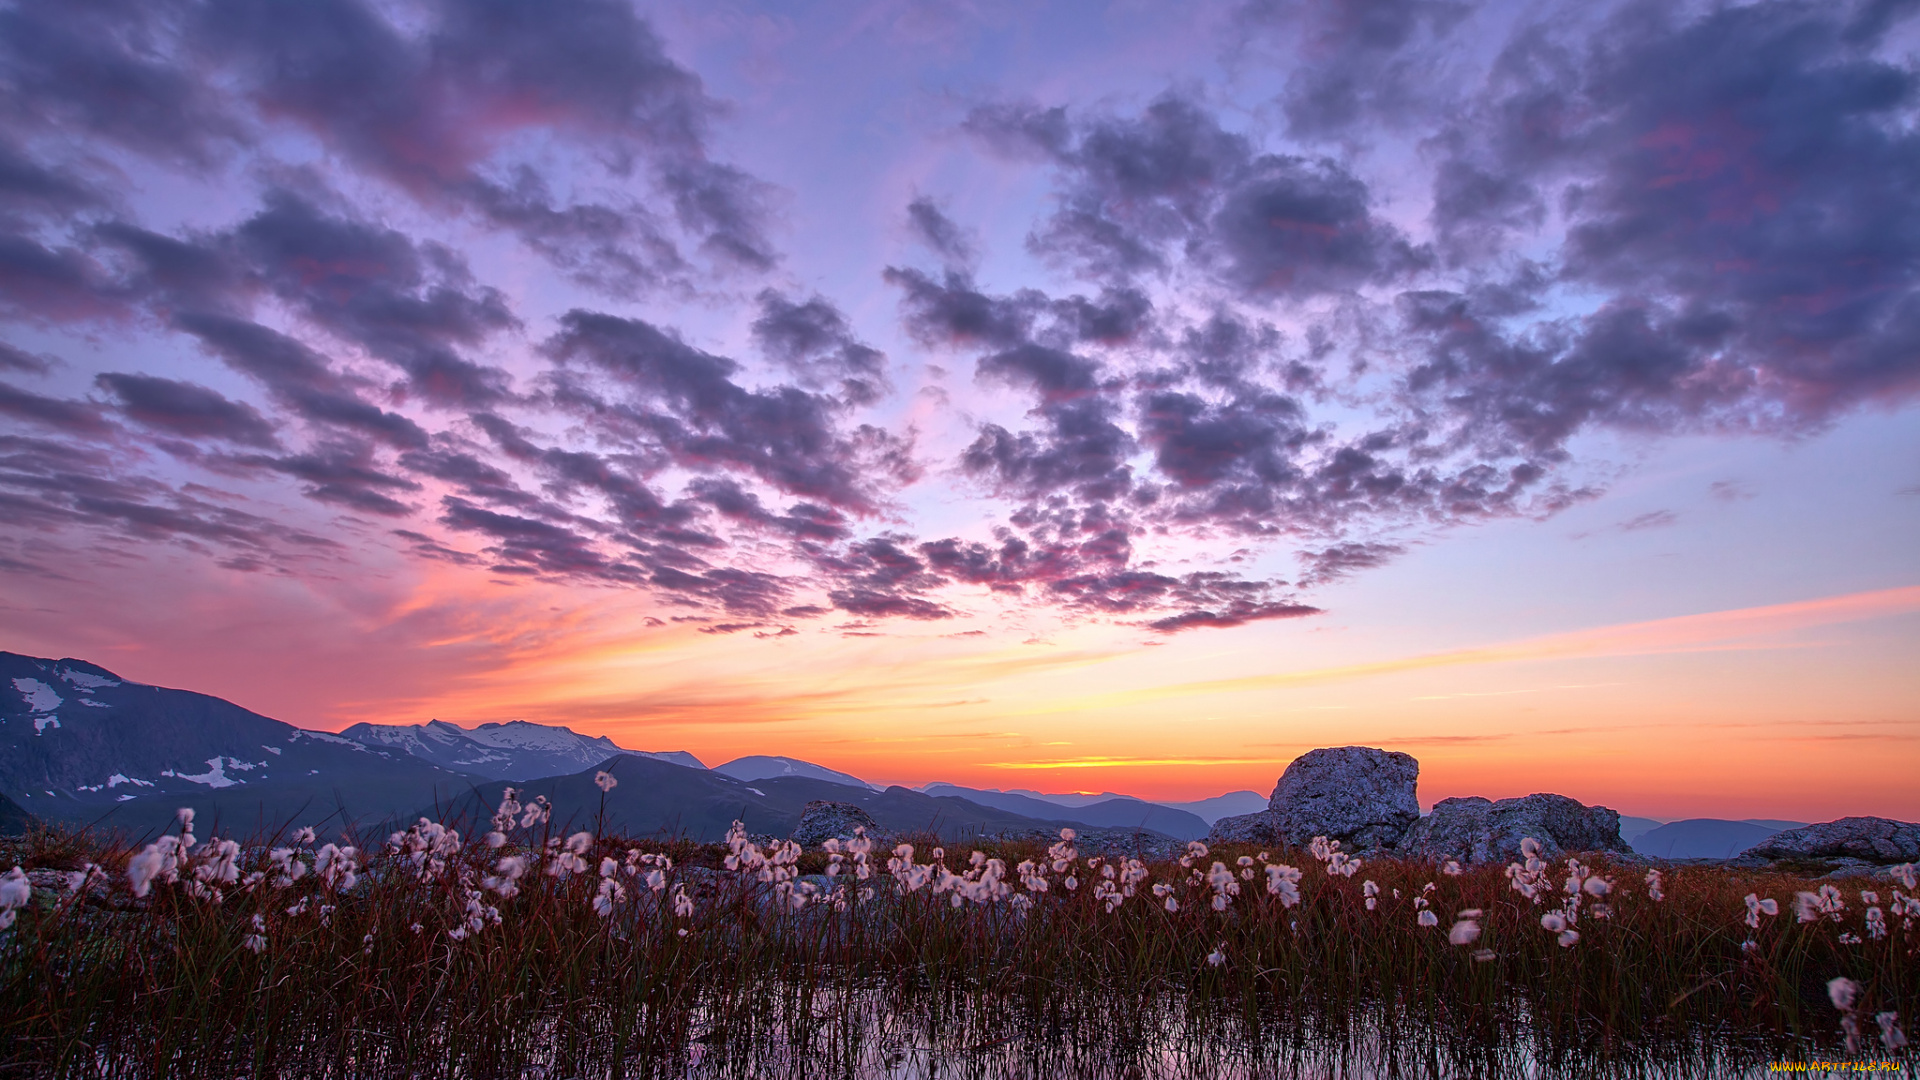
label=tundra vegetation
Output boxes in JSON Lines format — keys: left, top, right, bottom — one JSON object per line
{"left": 2, "top": 783, "right": 1914, "bottom": 1079}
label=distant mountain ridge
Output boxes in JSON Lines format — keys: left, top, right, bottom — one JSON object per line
{"left": 436, "top": 755, "right": 1173, "bottom": 845}
{"left": 713, "top": 755, "right": 880, "bottom": 791}
{"left": 1630, "top": 818, "right": 1810, "bottom": 859}
{"left": 921, "top": 783, "right": 1209, "bottom": 840}
{"left": 339, "top": 718, "right": 704, "bottom": 781}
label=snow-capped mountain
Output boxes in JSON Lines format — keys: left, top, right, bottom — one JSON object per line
{"left": 712, "top": 755, "right": 880, "bottom": 791}
{"left": 338, "top": 719, "right": 704, "bottom": 781}
{"left": 0, "top": 652, "right": 473, "bottom": 835}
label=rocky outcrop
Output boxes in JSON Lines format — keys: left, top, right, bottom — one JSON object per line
{"left": 1738, "top": 817, "right": 1920, "bottom": 864}
{"left": 980, "top": 826, "right": 1185, "bottom": 862}
{"left": 1395, "top": 793, "right": 1631, "bottom": 864}
{"left": 1207, "top": 746, "right": 1420, "bottom": 849}
{"left": 791, "top": 801, "right": 879, "bottom": 848}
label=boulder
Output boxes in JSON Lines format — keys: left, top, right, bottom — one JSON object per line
{"left": 1207, "top": 746, "right": 1420, "bottom": 849}
{"left": 1395, "top": 793, "right": 1632, "bottom": 865}
{"left": 1739, "top": 817, "right": 1920, "bottom": 864}
{"left": 791, "top": 801, "right": 879, "bottom": 848}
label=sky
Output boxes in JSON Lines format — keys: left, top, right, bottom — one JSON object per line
{"left": 0, "top": 0, "right": 1916, "bottom": 822}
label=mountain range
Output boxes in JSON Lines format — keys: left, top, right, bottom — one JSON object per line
{"left": 437, "top": 755, "right": 1146, "bottom": 843}
{"left": 339, "top": 719, "right": 703, "bottom": 780}
{"left": 1628, "top": 818, "right": 1810, "bottom": 859}
{"left": 920, "top": 783, "right": 1209, "bottom": 840}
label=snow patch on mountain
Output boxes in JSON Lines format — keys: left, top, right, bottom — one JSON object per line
{"left": 13, "top": 677, "right": 62, "bottom": 713}
{"left": 163, "top": 757, "right": 253, "bottom": 789}
{"left": 57, "top": 669, "right": 119, "bottom": 689}
{"left": 77, "top": 773, "right": 156, "bottom": 793}
{"left": 288, "top": 730, "right": 365, "bottom": 749}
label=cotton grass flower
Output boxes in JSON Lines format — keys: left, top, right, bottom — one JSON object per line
{"left": 0, "top": 866, "right": 29, "bottom": 930}
{"left": 1830, "top": 977, "right": 1864, "bottom": 1052}
{"left": 1644, "top": 868, "right": 1664, "bottom": 901}
{"left": 1743, "top": 893, "right": 1779, "bottom": 928}
{"left": 1795, "top": 884, "right": 1845, "bottom": 923}
{"left": 1206, "top": 944, "right": 1225, "bottom": 967}
{"left": 1264, "top": 863, "right": 1303, "bottom": 907}
{"left": 1449, "top": 909, "right": 1483, "bottom": 945}
{"left": 242, "top": 913, "right": 267, "bottom": 954}
{"left": 1877, "top": 1011, "right": 1908, "bottom": 1051}
{"left": 1417, "top": 910, "right": 1439, "bottom": 928}
{"left": 1864, "top": 906, "right": 1887, "bottom": 939}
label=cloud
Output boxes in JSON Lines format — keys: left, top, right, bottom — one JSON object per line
{"left": 1236, "top": 0, "right": 1477, "bottom": 141}
{"left": 964, "top": 94, "right": 1429, "bottom": 297}
{"left": 1296, "top": 541, "right": 1406, "bottom": 586}
{"left": 1618, "top": 509, "right": 1677, "bottom": 532}
{"left": 750, "top": 289, "right": 889, "bottom": 406}
{"left": 0, "top": 0, "right": 776, "bottom": 297}
{"left": 230, "top": 191, "right": 518, "bottom": 408}
{"left": 0, "top": 379, "right": 110, "bottom": 436}
{"left": 174, "top": 313, "right": 431, "bottom": 450}
{"left": 231, "top": 441, "right": 423, "bottom": 517}
{"left": 1053, "top": 584, "right": 1920, "bottom": 710}
{"left": 1413, "top": 0, "right": 1920, "bottom": 444}
{"left": 904, "top": 195, "right": 978, "bottom": 267}
{"left": 544, "top": 309, "right": 899, "bottom": 512}
{"left": 0, "top": 341, "right": 54, "bottom": 375}
{"left": 95, "top": 372, "right": 280, "bottom": 448}
{"left": 0, "top": 430, "right": 343, "bottom": 563}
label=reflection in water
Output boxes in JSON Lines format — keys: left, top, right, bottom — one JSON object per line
{"left": 495, "top": 988, "right": 1816, "bottom": 1079}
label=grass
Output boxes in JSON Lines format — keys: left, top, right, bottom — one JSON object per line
{"left": 1, "top": 808, "right": 1915, "bottom": 1079}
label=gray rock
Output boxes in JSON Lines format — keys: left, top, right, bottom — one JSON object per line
{"left": 1207, "top": 746, "right": 1420, "bottom": 849}
{"left": 1208, "top": 809, "right": 1287, "bottom": 846}
{"left": 791, "top": 801, "right": 879, "bottom": 848}
{"left": 1395, "top": 793, "right": 1632, "bottom": 865}
{"left": 1740, "top": 817, "right": 1920, "bottom": 864}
